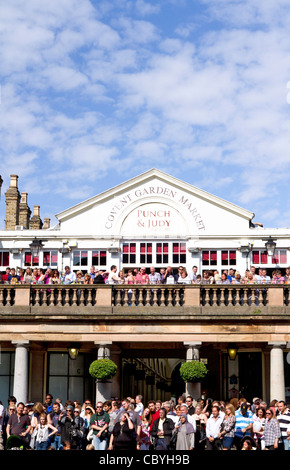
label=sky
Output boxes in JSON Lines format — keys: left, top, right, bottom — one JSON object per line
{"left": 1, "top": 0, "right": 290, "bottom": 230}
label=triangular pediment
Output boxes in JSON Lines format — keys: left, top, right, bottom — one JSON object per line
{"left": 55, "top": 169, "right": 254, "bottom": 237}
{"left": 56, "top": 168, "right": 254, "bottom": 221}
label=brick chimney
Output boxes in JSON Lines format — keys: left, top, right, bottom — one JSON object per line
{"left": 5, "top": 175, "right": 21, "bottom": 230}
{"left": 19, "top": 192, "right": 31, "bottom": 229}
{"left": 30, "top": 205, "right": 43, "bottom": 230}
{"left": 43, "top": 218, "right": 50, "bottom": 229}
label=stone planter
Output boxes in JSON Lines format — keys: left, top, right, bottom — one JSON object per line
{"left": 185, "top": 381, "right": 201, "bottom": 399}
{"left": 96, "top": 379, "right": 112, "bottom": 403}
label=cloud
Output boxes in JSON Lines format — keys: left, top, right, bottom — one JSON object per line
{"left": 1, "top": 0, "right": 290, "bottom": 229}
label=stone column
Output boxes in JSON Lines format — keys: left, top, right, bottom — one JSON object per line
{"left": 12, "top": 341, "right": 30, "bottom": 404}
{"left": 94, "top": 342, "right": 112, "bottom": 404}
{"left": 184, "top": 342, "right": 202, "bottom": 399}
{"left": 268, "top": 342, "right": 286, "bottom": 402}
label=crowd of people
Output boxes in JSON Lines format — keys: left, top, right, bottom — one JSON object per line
{"left": 1, "top": 264, "right": 290, "bottom": 286}
{"left": 1, "top": 393, "right": 289, "bottom": 451}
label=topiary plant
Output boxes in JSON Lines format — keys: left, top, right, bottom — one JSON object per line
{"left": 179, "top": 360, "right": 208, "bottom": 383}
{"left": 89, "top": 358, "right": 117, "bottom": 381}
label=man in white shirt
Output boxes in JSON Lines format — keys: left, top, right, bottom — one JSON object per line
{"left": 206, "top": 405, "right": 224, "bottom": 450}
{"left": 134, "top": 395, "right": 144, "bottom": 416}
{"left": 108, "top": 265, "right": 120, "bottom": 284}
{"left": 188, "top": 266, "right": 198, "bottom": 283}
{"left": 61, "top": 266, "right": 76, "bottom": 284}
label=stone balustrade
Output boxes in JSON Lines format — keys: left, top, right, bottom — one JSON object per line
{"left": 0, "top": 284, "right": 288, "bottom": 312}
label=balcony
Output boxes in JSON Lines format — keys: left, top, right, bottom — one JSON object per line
{"left": 0, "top": 284, "right": 289, "bottom": 319}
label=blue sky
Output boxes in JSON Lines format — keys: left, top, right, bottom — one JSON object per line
{"left": 1, "top": 0, "right": 290, "bottom": 229}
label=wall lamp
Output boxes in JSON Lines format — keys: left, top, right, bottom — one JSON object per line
{"left": 227, "top": 343, "right": 238, "bottom": 361}
{"left": 263, "top": 237, "right": 277, "bottom": 256}
{"left": 68, "top": 343, "right": 81, "bottom": 360}
{"left": 29, "top": 238, "right": 47, "bottom": 257}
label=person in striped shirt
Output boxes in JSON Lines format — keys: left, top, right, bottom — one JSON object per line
{"left": 234, "top": 402, "right": 253, "bottom": 450}
{"left": 277, "top": 401, "right": 290, "bottom": 450}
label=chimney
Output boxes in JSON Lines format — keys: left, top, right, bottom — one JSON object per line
{"left": 5, "top": 175, "right": 21, "bottom": 230}
{"left": 19, "top": 192, "right": 31, "bottom": 229}
{"left": 43, "top": 218, "right": 50, "bottom": 229}
{"left": 30, "top": 205, "right": 43, "bottom": 230}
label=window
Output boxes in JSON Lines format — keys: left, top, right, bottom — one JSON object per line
{"left": 252, "top": 250, "right": 268, "bottom": 265}
{"left": 202, "top": 250, "right": 217, "bottom": 266}
{"left": 92, "top": 250, "right": 107, "bottom": 266}
{"left": 0, "top": 352, "right": 14, "bottom": 400}
{"left": 0, "top": 251, "right": 9, "bottom": 266}
{"left": 24, "top": 252, "right": 39, "bottom": 266}
{"left": 272, "top": 250, "right": 287, "bottom": 265}
{"left": 122, "top": 243, "right": 136, "bottom": 264}
{"left": 73, "top": 250, "right": 88, "bottom": 267}
{"left": 43, "top": 251, "right": 58, "bottom": 267}
{"left": 156, "top": 243, "right": 169, "bottom": 264}
{"left": 221, "top": 250, "right": 236, "bottom": 266}
{"left": 140, "top": 243, "right": 152, "bottom": 264}
{"left": 173, "top": 242, "right": 186, "bottom": 264}
{"left": 47, "top": 353, "right": 93, "bottom": 405}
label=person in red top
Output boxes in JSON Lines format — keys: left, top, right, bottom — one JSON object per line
{"left": 2, "top": 267, "right": 11, "bottom": 283}
{"left": 135, "top": 268, "right": 149, "bottom": 284}
{"left": 148, "top": 401, "right": 160, "bottom": 430}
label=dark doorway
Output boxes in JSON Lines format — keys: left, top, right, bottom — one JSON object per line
{"left": 171, "top": 362, "right": 186, "bottom": 400}
{"left": 238, "top": 352, "right": 262, "bottom": 401}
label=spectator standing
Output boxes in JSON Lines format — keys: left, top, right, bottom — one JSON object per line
{"left": 35, "top": 413, "right": 58, "bottom": 450}
{"left": 148, "top": 401, "right": 160, "bottom": 430}
{"left": 61, "top": 266, "right": 76, "bottom": 284}
{"left": 205, "top": 405, "right": 223, "bottom": 450}
{"left": 234, "top": 402, "right": 253, "bottom": 450}
{"left": 90, "top": 401, "right": 110, "bottom": 450}
{"left": 45, "top": 394, "right": 54, "bottom": 415}
{"left": 108, "top": 412, "right": 136, "bottom": 451}
{"left": 253, "top": 406, "right": 266, "bottom": 450}
{"left": 175, "top": 413, "right": 195, "bottom": 450}
{"left": 150, "top": 407, "right": 175, "bottom": 450}
{"left": 263, "top": 408, "right": 281, "bottom": 450}
{"left": 277, "top": 400, "right": 290, "bottom": 450}
{"left": 48, "top": 402, "right": 63, "bottom": 450}
{"left": 6, "top": 402, "right": 32, "bottom": 448}
{"left": 0, "top": 400, "right": 4, "bottom": 450}
{"left": 139, "top": 408, "right": 152, "bottom": 450}
{"left": 219, "top": 404, "right": 236, "bottom": 450}
{"left": 135, "top": 395, "right": 144, "bottom": 417}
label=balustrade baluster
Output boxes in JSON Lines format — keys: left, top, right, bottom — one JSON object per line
{"left": 87, "top": 288, "right": 93, "bottom": 306}
{"left": 204, "top": 288, "right": 210, "bottom": 306}
{"left": 258, "top": 288, "right": 264, "bottom": 306}
{"left": 212, "top": 288, "right": 218, "bottom": 306}
{"left": 34, "top": 289, "right": 40, "bottom": 306}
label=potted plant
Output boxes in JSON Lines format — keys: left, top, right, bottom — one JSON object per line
{"left": 179, "top": 360, "right": 208, "bottom": 383}
{"left": 89, "top": 358, "right": 117, "bottom": 382}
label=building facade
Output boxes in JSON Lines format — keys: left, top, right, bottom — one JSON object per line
{"left": 0, "top": 169, "right": 289, "bottom": 406}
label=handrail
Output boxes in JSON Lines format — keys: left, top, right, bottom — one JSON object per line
{"left": 0, "top": 284, "right": 288, "bottom": 308}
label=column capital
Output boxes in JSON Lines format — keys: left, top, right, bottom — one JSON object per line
{"left": 94, "top": 341, "right": 113, "bottom": 347}
{"left": 184, "top": 342, "right": 202, "bottom": 348}
{"left": 268, "top": 342, "right": 286, "bottom": 349}
{"left": 12, "top": 340, "right": 30, "bottom": 347}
